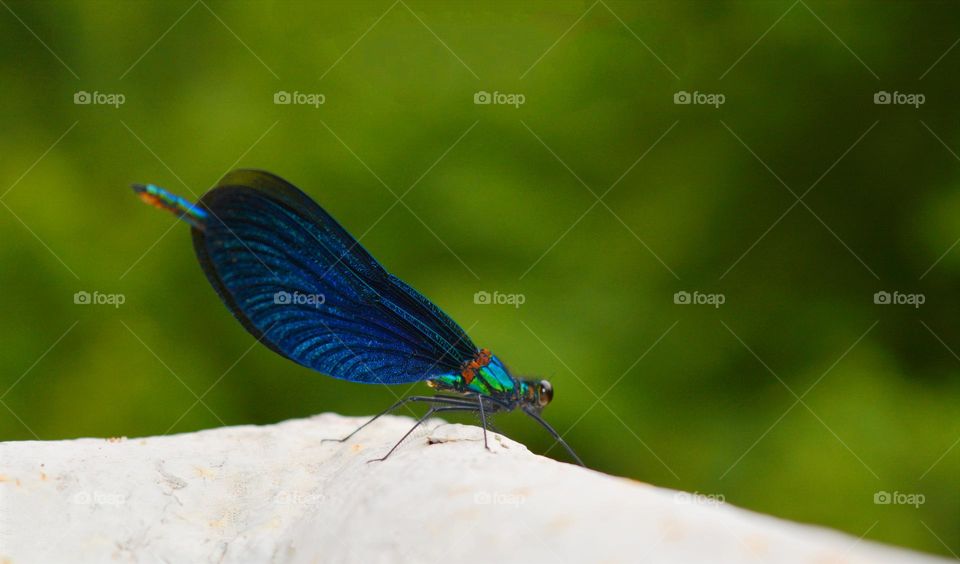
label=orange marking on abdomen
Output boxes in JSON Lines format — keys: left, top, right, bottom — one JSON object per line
{"left": 138, "top": 193, "right": 169, "bottom": 212}
{"left": 459, "top": 349, "right": 492, "bottom": 386}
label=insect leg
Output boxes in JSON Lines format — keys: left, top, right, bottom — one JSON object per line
{"left": 367, "top": 406, "right": 479, "bottom": 463}
{"left": 477, "top": 394, "right": 490, "bottom": 451}
{"left": 322, "top": 395, "right": 457, "bottom": 443}
{"left": 521, "top": 408, "right": 586, "bottom": 467}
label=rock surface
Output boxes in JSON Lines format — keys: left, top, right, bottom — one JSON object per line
{"left": 0, "top": 414, "right": 946, "bottom": 563}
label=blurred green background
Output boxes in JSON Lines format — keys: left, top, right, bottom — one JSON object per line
{"left": 1, "top": 0, "right": 958, "bottom": 557}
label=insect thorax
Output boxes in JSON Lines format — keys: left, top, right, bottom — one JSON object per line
{"left": 428, "top": 350, "right": 518, "bottom": 400}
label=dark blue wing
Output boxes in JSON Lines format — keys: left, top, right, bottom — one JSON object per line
{"left": 190, "top": 169, "right": 476, "bottom": 384}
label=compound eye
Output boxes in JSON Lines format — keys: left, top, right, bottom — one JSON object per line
{"left": 538, "top": 380, "right": 553, "bottom": 407}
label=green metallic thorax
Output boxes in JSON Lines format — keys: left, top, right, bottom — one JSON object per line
{"left": 430, "top": 354, "right": 523, "bottom": 400}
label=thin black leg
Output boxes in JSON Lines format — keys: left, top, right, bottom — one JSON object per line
{"left": 477, "top": 394, "right": 490, "bottom": 451}
{"left": 521, "top": 408, "right": 586, "bottom": 467}
{"left": 322, "top": 395, "right": 470, "bottom": 443}
{"left": 367, "top": 406, "right": 475, "bottom": 463}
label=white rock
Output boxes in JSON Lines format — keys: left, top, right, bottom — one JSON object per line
{"left": 0, "top": 414, "right": 946, "bottom": 563}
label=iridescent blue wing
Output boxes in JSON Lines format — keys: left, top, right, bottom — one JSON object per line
{"left": 185, "top": 169, "right": 476, "bottom": 384}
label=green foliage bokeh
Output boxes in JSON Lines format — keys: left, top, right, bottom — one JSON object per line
{"left": 1, "top": 0, "right": 958, "bottom": 556}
